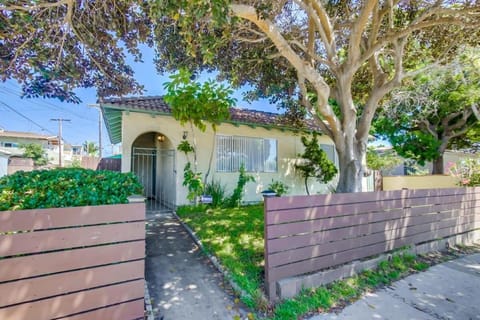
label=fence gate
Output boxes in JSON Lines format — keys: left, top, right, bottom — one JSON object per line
{"left": 132, "top": 147, "right": 176, "bottom": 211}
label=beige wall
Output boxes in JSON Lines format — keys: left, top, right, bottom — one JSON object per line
{"left": 383, "top": 175, "right": 459, "bottom": 191}
{"left": 121, "top": 111, "right": 338, "bottom": 205}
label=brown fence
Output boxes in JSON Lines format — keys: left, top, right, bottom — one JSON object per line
{"left": 0, "top": 202, "right": 145, "bottom": 320}
{"left": 264, "top": 187, "right": 480, "bottom": 300}
{"left": 97, "top": 157, "right": 121, "bottom": 171}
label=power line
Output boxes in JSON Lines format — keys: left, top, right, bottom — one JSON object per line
{"left": 0, "top": 100, "right": 56, "bottom": 136}
{"left": 0, "top": 84, "right": 96, "bottom": 122}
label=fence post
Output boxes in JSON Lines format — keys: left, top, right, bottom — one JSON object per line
{"left": 263, "top": 196, "right": 276, "bottom": 301}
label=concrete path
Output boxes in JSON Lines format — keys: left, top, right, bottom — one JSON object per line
{"left": 310, "top": 253, "right": 480, "bottom": 320}
{"left": 145, "top": 211, "right": 247, "bottom": 320}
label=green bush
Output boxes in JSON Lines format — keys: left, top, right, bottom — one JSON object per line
{"left": 204, "top": 179, "right": 226, "bottom": 207}
{"left": 268, "top": 180, "right": 289, "bottom": 196}
{"left": 0, "top": 168, "right": 143, "bottom": 211}
{"left": 225, "top": 164, "right": 255, "bottom": 207}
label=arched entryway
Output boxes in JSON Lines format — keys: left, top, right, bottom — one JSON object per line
{"left": 131, "top": 132, "right": 176, "bottom": 211}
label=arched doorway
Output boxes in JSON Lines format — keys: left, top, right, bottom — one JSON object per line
{"left": 131, "top": 132, "right": 176, "bottom": 211}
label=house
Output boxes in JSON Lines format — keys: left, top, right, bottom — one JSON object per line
{"left": 0, "top": 129, "right": 80, "bottom": 167}
{"left": 0, "top": 150, "right": 9, "bottom": 178}
{"left": 100, "top": 96, "right": 340, "bottom": 208}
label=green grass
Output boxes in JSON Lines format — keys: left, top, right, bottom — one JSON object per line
{"left": 176, "top": 205, "right": 431, "bottom": 319}
{"left": 176, "top": 204, "right": 265, "bottom": 309}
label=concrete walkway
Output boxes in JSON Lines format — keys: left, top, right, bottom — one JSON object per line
{"left": 310, "top": 253, "right": 480, "bottom": 320}
{"left": 145, "top": 211, "right": 247, "bottom": 320}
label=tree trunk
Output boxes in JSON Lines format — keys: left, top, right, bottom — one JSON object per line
{"left": 432, "top": 156, "right": 444, "bottom": 174}
{"left": 336, "top": 142, "right": 365, "bottom": 193}
{"left": 304, "top": 177, "right": 310, "bottom": 195}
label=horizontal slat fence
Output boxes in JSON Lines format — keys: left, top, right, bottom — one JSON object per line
{"left": 264, "top": 187, "right": 480, "bottom": 300}
{"left": 0, "top": 202, "right": 146, "bottom": 320}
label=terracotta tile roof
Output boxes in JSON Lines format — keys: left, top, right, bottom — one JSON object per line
{"left": 101, "top": 96, "right": 319, "bottom": 130}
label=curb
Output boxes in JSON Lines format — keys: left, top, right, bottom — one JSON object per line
{"left": 172, "top": 212, "right": 254, "bottom": 307}
{"left": 144, "top": 280, "right": 155, "bottom": 320}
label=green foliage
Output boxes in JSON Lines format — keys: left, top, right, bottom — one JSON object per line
{"left": 375, "top": 117, "right": 442, "bottom": 166}
{"left": 448, "top": 159, "right": 480, "bottom": 187}
{"left": 0, "top": 1, "right": 149, "bottom": 102}
{"left": 267, "top": 180, "right": 289, "bottom": 197}
{"left": 182, "top": 162, "right": 204, "bottom": 202}
{"left": 204, "top": 179, "right": 227, "bottom": 208}
{"left": 177, "top": 140, "right": 194, "bottom": 156}
{"left": 225, "top": 164, "right": 255, "bottom": 207}
{"left": 366, "top": 146, "right": 403, "bottom": 171}
{"left": 20, "top": 143, "right": 47, "bottom": 166}
{"left": 68, "top": 159, "right": 82, "bottom": 168}
{"left": 0, "top": 168, "right": 143, "bottom": 211}
{"left": 163, "top": 68, "right": 235, "bottom": 132}
{"left": 295, "top": 134, "right": 337, "bottom": 195}
{"left": 83, "top": 141, "right": 99, "bottom": 157}
{"left": 376, "top": 48, "right": 480, "bottom": 172}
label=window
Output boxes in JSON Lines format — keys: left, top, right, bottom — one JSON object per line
{"left": 320, "top": 144, "right": 338, "bottom": 166}
{"left": 1, "top": 142, "right": 18, "bottom": 148}
{"left": 216, "top": 135, "right": 277, "bottom": 172}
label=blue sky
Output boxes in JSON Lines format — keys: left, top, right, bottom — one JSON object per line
{"left": 0, "top": 46, "right": 274, "bottom": 155}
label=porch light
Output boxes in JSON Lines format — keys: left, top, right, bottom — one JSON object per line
{"left": 157, "top": 134, "right": 165, "bottom": 142}
{"left": 182, "top": 131, "right": 188, "bottom": 140}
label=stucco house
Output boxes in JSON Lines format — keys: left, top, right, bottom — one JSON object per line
{"left": 0, "top": 129, "right": 81, "bottom": 166}
{"left": 100, "top": 96, "right": 340, "bottom": 208}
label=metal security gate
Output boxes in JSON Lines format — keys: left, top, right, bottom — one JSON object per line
{"left": 132, "top": 147, "right": 176, "bottom": 211}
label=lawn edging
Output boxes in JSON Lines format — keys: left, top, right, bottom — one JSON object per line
{"left": 144, "top": 281, "right": 155, "bottom": 320}
{"left": 172, "top": 211, "right": 255, "bottom": 310}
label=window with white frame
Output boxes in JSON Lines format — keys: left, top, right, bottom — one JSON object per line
{"left": 216, "top": 135, "right": 277, "bottom": 172}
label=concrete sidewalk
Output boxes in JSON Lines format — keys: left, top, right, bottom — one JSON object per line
{"left": 310, "top": 253, "right": 480, "bottom": 320}
{"left": 145, "top": 211, "right": 248, "bottom": 320}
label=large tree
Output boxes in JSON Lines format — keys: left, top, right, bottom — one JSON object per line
{"left": 151, "top": 1, "right": 480, "bottom": 192}
{"left": 2, "top": 1, "right": 480, "bottom": 192}
{"left": 376, "top": 49, "right": 480, "bottom": 174}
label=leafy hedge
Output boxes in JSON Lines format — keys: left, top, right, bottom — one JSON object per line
{"left": 0, "top": 168, "right": 143, "bottom": 211}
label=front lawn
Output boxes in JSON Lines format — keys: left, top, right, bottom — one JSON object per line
{"left": 176, "top": 205, "right": 441, "bottom": 320}
{"left": 176, "top": 205, "right": 265, "bottom": 309}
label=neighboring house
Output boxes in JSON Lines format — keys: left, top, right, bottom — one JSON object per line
{"left": 100, "top": 96, "right": 340, "bottom": 207}
{"left": 0, "top": 150, "right": 9, "bottom": 178}
{"left": 0, "top": 129, "right": 79, "bottom": 166}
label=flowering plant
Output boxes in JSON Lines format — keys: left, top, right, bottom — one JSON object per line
{"left": 448, "top": 159, "right": 480, "bottom": 187}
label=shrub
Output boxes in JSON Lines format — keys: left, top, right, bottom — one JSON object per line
{"left": 267, "top": 180, "right": 289, "bottom": 196}
{"left": 204, "top": 179, "right": 226, "bottom": 207}
{"left": 225, "top": 164, "right": 255, "bottom": 207}
{"left": 449, "top": 159, "right": 480, "bottom": 187}
{"left": 0, "top": 168, "right": 143, "bottom": 211}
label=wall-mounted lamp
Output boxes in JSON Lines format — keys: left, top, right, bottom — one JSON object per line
{"left": 182, "top": 131, "right": 188, "bottom": 140}
{"left": 157, "top": 134, "right": 165, "bottom": 142}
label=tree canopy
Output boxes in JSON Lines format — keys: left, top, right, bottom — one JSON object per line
{"left": 0, "top": 0, "right": 152, "bottom": 102}
{"left": 375, "top": 49, "right": 480, "bottom": 174}
{"left": 2, "top": 1, "right": 480, "bottom": 192}
{"left": 151, "top": 0, "right": 480, "bottom": 191}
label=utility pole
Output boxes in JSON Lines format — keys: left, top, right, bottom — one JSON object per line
{"left": 98, "top": 109, "right": 102, "bottom": 159}
{"left": 88, "top": 104, "right": 102, "bottom": 159}
{"left": 50, "top": 118, "right": 71, "bottom": 167}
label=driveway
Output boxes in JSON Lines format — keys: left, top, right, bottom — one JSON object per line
{"left": 145, "top": 211, "right": 248, "bottom": 320}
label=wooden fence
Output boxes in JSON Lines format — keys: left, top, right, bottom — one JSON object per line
{"left": 264, "top": 187, "right": 480, "bottom": 300}
{"left": 0, "top": 202, "right": 145, "bottom": 320}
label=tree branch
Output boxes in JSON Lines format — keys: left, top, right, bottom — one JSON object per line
{"left": 230, "top": 3, "right": 340, "bottom": 137}
{"left": 1, "top": 0, "right": 72, "bottom": 11}
{"left": 348, "top": 0, "right": 377, "bottom": 66}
